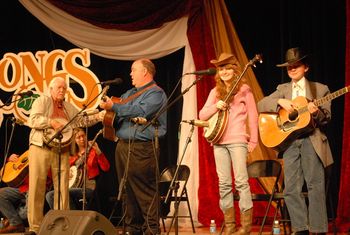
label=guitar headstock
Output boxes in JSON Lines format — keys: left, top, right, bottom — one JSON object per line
{"left": 101, "top": 85, "right": 109, "bottom": 101}
{"left": 248, "top": 54, "right": 263, "bottom": 67}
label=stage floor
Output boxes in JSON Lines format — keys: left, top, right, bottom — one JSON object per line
{"left": 8, "top": 224, "right": 344, "bottom": 234}
{"left": 9, "top": 225, "right": 348, "bottom": 235}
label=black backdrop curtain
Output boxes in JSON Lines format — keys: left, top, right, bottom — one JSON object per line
{"left": 0, "top": 0, "right": 184, "bottom": 217}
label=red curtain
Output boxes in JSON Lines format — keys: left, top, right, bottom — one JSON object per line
{"left": 186, "top": 4, "right": 220, "bottom": 227}
{"left": 336, "top": 0, "right": 350, "bottom": 232}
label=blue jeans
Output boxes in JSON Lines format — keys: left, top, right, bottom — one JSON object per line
{"left": 0, "top": 187, "right": 26, "bottom": 226}
{"left": 283, "top": 137, "right": 328, "bottom": 233}
{"left": 46, "top": 188, "right": 93, "bottom": 210}
{"left": 213, "top": 143, "right": 252, "bottom": 212}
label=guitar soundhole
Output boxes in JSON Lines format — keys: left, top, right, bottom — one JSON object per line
{"left": 288, "top": 109, "right": 299, "bottom": 121}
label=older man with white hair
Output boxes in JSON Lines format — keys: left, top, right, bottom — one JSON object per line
{"left": 26, "top": 77, "right": 103, "bottom": 234}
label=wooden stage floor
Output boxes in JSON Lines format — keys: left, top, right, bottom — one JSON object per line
{"left": 6, "top": 226, "right": 346, "bottom": 235}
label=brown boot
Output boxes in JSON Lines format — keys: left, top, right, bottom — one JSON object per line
{"left": 224, "top": 207, "right": 236, "bottom": 234}
{"left": 233, "top": 208, "right": 253, "bottom": 235}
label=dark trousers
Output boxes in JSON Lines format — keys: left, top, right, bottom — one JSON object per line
{"left": 116, "top": 140, "right": 159, "bottom": 235}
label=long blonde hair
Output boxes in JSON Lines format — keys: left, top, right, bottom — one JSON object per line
{"left": 214, "top": 64, "right": 246, "bottom": 103}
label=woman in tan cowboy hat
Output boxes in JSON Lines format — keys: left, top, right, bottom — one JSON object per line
{"left": 199, "top": 52, "right": 259, "bottom": 235}
{"left": 258, "top": 47, "right": 332, "bottom": 235}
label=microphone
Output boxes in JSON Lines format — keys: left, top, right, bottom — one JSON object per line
{"left": 13, "top": 90, "right": 34, "bottom": 97}
{"left": 131, "top": 117, "right": 148, "bottom": 125}
{"left": 182, "top": 119, "right": 209, "bottom": 127}
{"left": 79, "top": 109, "right": 100, "bottom": 116}
{"left": 185, "top": 68, "right": 217, "bottom": 76}
{"left": 10, "top": 117, "right": 25, "bottom": 126}
{"left": 98, "top": 78, "right": 123, "bottom": 85}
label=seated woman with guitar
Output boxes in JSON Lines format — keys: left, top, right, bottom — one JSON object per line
{"left": 199, "top": 52, "right": 259, "bottom": 235}
{"left": 45, "top": 128, "right": 110, "bottom": 210}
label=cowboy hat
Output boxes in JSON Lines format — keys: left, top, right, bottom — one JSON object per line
{"left": 276, "top": 47, "right": 308, "bottom": 67}
{"left": 210, "top": 52, "right": 240, "bottom": 67}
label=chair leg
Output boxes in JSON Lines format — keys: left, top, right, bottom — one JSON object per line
{"left": 258, "top": 193, "right": 275, "bottom": 235}
{"left": 219, "top": 221, "right": 225, "bottom": 235}
{"left": 161, "top": 217, "right": 166, "bottom": 233}
{"left": 185, "top": 190, "right": 196, "bottom": 233}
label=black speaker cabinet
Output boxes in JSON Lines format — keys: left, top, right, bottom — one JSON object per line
{"left": 38, "top": 210, "right": 116, "bottom": 235}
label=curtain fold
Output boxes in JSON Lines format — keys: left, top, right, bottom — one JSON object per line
{"left": 19, "top": 0, "right": 189, "bottom": 60}
{"left": 336, "top": 0, "right": 350, "bottom": 231}
{"left": 47, "top": 0, "right": 189, "bottom": 30}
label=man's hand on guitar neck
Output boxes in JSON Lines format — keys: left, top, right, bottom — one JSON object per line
{"left": 307, "top": 101, "right": 319, "bottom": 115}
{"left": 99, "top": 96, "right": 114, "bottom": 110}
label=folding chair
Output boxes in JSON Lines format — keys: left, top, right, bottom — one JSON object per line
{"left": 159, "top": 165, "right": 195, "bottom": 234}
{"left": 220, "top": 159, "right": 284, "bottom": 235}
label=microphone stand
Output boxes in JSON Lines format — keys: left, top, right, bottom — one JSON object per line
{"left": 81, "top": 129, "right": 103, "bottom": 210}
{"left": 142, "top": 75, "right": 203, "bottom": 132}
{"left": 164, "top": 124, "right": 194, "bottom": 235}
{"left": 81, "top": 116, "right": 89, "bottom": 211}
{"left": 140, "top": 75, "right": 201, "bottom": 234}
{"left": 46, "top": 85, "right": 109, "bottom": 210}
{"left": 0, "top": 96, "right": 29, "bottom": 109}
{"left": 0, "top": 119, "right": 19, "bottom": 183}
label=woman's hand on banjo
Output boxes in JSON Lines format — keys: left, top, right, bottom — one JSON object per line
{"left": 216, "top": 100, "right": 228, "bottom": 111}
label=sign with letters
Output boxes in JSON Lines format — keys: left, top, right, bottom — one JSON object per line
{"left": 0, "top": 48, "right": 101, "bottom": 125}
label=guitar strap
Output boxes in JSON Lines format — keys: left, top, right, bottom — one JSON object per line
{"left": 118, "top": 83, "right": 157, "bottom": 104}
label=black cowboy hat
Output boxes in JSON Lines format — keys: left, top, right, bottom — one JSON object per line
{"left": 276, "top": 47, "right": 308, "bottom": 67}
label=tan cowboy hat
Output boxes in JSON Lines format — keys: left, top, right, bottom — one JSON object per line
{"left": 210, "top": 52, "right": 240, "bottom": 67}
{"left": 276, "top": 47, "right": 308, "bottom": 67}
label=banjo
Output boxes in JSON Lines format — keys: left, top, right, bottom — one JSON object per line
{"left": 44, "top": 86, "right": 108, "bottom": 149}
{"left": 43, "top": 112, "right": 102, "bottom": 149}
{"left": 69, "top": 165, "right": 84, "bottom": 188}
{"left": 68, "top": 129, "right": 103, "bottom": 188}
{"left": 204, "top": 54, "right": 263, "bottom": 144}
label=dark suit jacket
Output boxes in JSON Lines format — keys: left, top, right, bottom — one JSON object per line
{"left": 258, "top": 79, "right": 333, "bottom": 167}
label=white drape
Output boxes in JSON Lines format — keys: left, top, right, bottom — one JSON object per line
{"left": 19, "top": 0, "right": 201, "bottom": 225}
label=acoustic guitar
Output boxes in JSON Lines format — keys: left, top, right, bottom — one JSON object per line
{"left": 102, "top": 96, "right": 121, "bottom": 142}
{"left": 258, "top": 85, "right": 350, "bottom": 151}
{"left": 204, "top": 54, "right": 263, "bottom": 143}
{"left": 101, "top": 83, "right": 157, "bottom": 142}
{"left": 0, "top": 150, "right": 29, "bottom": 187}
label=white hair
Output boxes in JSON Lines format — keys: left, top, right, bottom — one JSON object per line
{"left": 49, "top": 77, "right": 66, "bottom": 89}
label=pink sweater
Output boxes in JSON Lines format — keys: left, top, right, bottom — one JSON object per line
{"left": 199, "top": 84, "right": 258, "bottom": 149}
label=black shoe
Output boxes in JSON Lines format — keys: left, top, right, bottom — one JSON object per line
{"left": 293, "top": 230, "right": 309, "bottom": 235}
{"left": 25, "top": 231, "right": 36, "bottom": 235}
{"left": 0, "top": 223, "right": 25, "bottom": 233}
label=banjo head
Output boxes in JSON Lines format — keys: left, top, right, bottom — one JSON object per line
{"left": 43, "top": 120, "right": 73, "bottom": 148}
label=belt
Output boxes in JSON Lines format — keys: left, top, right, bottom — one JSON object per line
{"left": 119, "top": 139, "right": 149, "bottom": 144}
{"left": 42, "top": 143, "right": 71, "bottom": 153}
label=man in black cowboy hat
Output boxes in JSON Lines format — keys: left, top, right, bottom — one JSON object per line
{"left": 258, "top": 47, "right": 332, "bottom": 235}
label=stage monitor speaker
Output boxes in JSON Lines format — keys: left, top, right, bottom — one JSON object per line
{"left": 38, "top": 210, "right": 116, "bottom": 235}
